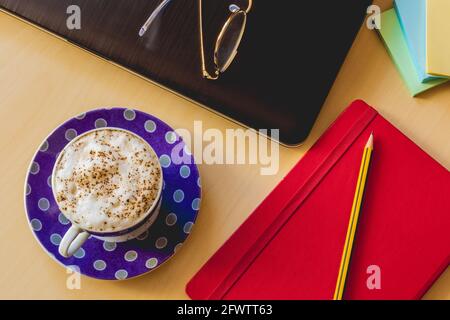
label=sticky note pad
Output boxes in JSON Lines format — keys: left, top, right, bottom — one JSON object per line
{"left": 378, "top": 9, "right": 448, "bottom": 96}
{"left": 426, "top": 0, "right": 450, "bottom": 77}
{"left": 394, "top": 0, "right": 442, "bottom": 82}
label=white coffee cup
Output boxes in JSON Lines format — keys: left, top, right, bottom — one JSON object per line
{"left": 52, "top": 128, "right": 163, "bottom": 258}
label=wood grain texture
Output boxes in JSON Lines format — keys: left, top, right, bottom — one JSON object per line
{"left": 0, "top": 0, "right": 449, "bottom": 299}
{"left": 0, "top": 0, "right": 371, "bottom": 144}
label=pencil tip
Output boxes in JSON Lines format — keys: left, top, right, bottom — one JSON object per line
{"left": 366, "top": 133, "right": 374, "bottom": 148}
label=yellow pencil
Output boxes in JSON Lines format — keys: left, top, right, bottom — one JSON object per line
{"left": 333, "top": 133, "right": 374, "bottom": 300}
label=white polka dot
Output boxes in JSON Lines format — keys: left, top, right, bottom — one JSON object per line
{"left": 30, "top": 162, "right": 40, "bottom": 175}
{"left": 75, "top": 113, "right": 86, "bottom": 120}
{"left": 159, "top": 154, "right": 171, "bottom": 168}
{"left": 192, "top": 198, "right": 201, "bottom": 211}
{"left": 74, "top": 248, "right": 85, "bottom": 259}
{"left": 93, "top": 260, "right": 107, "bottom": 271}
{"left": 123, "top": 109, "right": 136, "bottom": 121}
{"left": 30, "top": 218, "right": 42, "bottom": 231}
{"left": 165, "top": 131, "right": 177, "bottom": 144}
{"left": 179, "top": 165, "right": 191, "bottom": 178}
{"left": 124, "top": 250, "right": 138, "bottom": 262}
{"left": 155, "top": 237, "right": 168, "bottom": 249}
{"left": 197, "top": 177, "right": 201, "bottom": 188}
{"left": 38, "top": 198, "right": 50, "bottom": 211}
{"left": 144, "top": 120, "right": 156, "bottom": 133}
{"left": 183, "top": 222, "right": 194, "bottom": 234}
{"left": 115, "top": 269, "right": 128, "bottom": 280}
{"left": 165, "top": 213, "right": 177, "bottom": 226}
{"left": 58, "top": 213, "right": 70, "bottom": 225}
{"left": 184, "top": 145, "right": 192, "bottom": 155}
{"left": 145, "top": 258, "right": 158, "bottom": 269}
{"left": 103, "top": 241, "right": 117, "bottom": 252}
{"left": 67, "top": 265, "right": 80, "bottom": 273}
{"left": 95, "top": 118, "right": 108, "bottom": 128}
{"left": 174, "top": 243, "right": 183, "bottom": 253}
{"left": 39, "top": 140, "right": 49, "bottom": 152}
{"left": 65, "top": 129, "right": 78, "bottom": 141}
{"left": 50, "top": 233, "right": 62, "bottom": 245}
{"left": 136, "top": 230, "right": 149, "bottom": 241}
{"left": 47, "top": 175, "right": 52, "bottom": 188}
{"left": 173, "top": 189, "right": 184, "bottom": 203}
{"left": 26, "top": 184, "right": 31, "bottom": 196}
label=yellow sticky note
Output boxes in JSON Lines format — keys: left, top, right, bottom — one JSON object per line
{"left": 426, "top": 0, "right": 450, "bottom": 77}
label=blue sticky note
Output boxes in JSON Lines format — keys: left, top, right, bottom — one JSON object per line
{"left": 378, "top": 9, "right": 448, "bottom": 96}
{"left": 394, "top": 0, "right": 445, "bottom": 82}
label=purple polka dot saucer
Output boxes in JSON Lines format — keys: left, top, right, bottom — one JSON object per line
{"left": 24, "top": 108, "right": 201, "bottom": 280}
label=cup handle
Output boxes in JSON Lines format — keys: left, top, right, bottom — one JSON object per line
{"left": 59, "top": 225, "right": 89, "bottom": 258}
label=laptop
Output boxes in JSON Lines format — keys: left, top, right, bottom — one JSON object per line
{"left": 0, "top": 0, "right": 371, "bottom": 145}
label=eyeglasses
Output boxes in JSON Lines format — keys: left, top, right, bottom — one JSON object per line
{"left": 139, "top": 0, "right": 253, "bottom": 80}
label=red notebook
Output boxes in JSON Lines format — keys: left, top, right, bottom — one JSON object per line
{"left": 186, "top": 100, "right": 450, "bottom": 300}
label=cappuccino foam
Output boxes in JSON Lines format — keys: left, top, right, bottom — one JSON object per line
{"left": 53, "top": 129, "right": 162, "bottom": 233}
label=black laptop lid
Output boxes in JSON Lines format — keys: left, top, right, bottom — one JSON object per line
{"left": 0, "top": 0, "right": 371, "bottom": 145}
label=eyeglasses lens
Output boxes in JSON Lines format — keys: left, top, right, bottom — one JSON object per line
{"left": 215, "top": 11, "right": 247, "bottom": 73}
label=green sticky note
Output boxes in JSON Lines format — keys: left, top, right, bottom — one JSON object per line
{"left": 378, "top": 9, "right": 447, "bottom": 96}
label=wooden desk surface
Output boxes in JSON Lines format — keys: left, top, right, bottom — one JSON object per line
{"left": 0, "top": 0, "right": 448, "bottom": 299}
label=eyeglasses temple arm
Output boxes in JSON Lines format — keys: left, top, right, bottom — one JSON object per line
{"left": 139, "top": 0, "right": 174, "bottom": 37}
{"left": 246, "top": 0, "right": 253, "bottom": 13}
